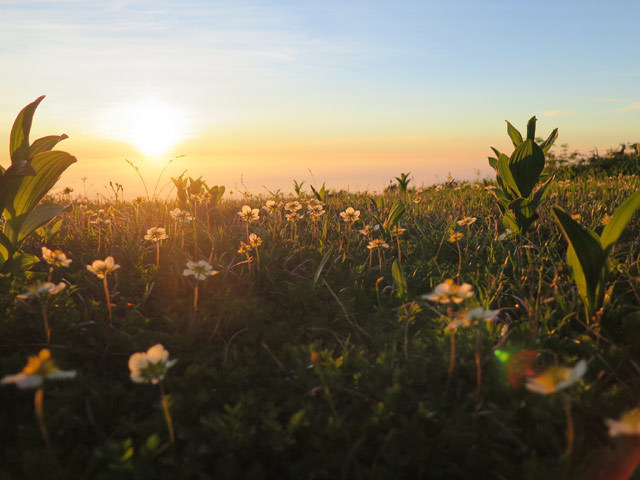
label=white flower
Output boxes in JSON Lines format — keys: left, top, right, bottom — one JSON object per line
{"left": 1, "top": 349, "right": 76, "bottom": 389}
{"left": 340, "top": 207, "right": 360, "bottom": 223}
{"left": 606, "top": 408, "right": 640, "bottom": 437}
{"left": 445, "top": 307, "right": 498, "bottom": 332}
{"left": 238, "top": 205, "right": 260, "bottom": 222}
{"left": 87, "top": 256, "right": 120, "bottom": 279}
{"left": 367, "top": 239, "right": 389, "bottom": 249}
{"left": 144, "top": 226, "right": 169, "bottom": 242}
{"left": 422, "top": 279, "right": 474, "bottom": 304}
{"left": 128, "top": 344, "right": 177, "bottom": 384}
{"left": 525, "top": 360, "right": 587, "bottom": 395}
{"left": 284, "top": 201, "right": 303, "bottom": 212}
{"left": 498, "top": 229, "right": 513, "bottom": 241}
{"left": 41, "top": 247, "right": 72, "bottom": 267}
{"left": 17, "top": 282, "right": 66, "bottom": 300}
{"left": 183, "top": 260, "right": 218, "bottom": 281}
{"left": 456, "top": 216, "right": 477, "bottom": 226}
{"left": 249, "top": 233, "right": 262, "bottom": 248}
{"left": 169, "top": 208, "right": 193, "bottom": 223}
{"left": 263, "top": 200, "right": 280, "bottom": 213}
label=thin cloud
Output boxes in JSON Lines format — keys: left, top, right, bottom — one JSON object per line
{"left": 619, "top": 103, "right": 640, "bottom": 112}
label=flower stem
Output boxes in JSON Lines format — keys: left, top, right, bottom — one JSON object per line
{"left": 475, "top": 328, "right": 482, "bottom": 401}
{"left": 156, "top": 242, "right": 160, "bottom": 267}
{"left": 34, "top": 388, "right": 57, "bottom": 465}
{"left": 448, "top": 331, "right": 456, "bottom": 376}
{"left": 192, "top": 284, "right": 199, "bottom": 325}
{"left": 42, "top": 301, "right": 51, "bottom": 344}
{"left": 563, "top": 393, "right": 574, "bottom": 461}
{"left": 103, "top": 277, "right": 113, "bottom": 326}
{"left": 159, "top": 385, "right": 175, "bottom": 445}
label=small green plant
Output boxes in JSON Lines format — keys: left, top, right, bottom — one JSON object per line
{"left": 0, "top": 96, "right": 77, "bottom": 273}
{"left": 552, "top": 190, "right": 640, "bottom": 321}
{"left": 395, "top": 172, "right": 412, "bottom": 192}
{"left": 488, "top": 116, "right": 557, "bottom": 235}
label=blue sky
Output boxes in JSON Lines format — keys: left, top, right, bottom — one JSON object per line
{"left": 0, "top": 0, "right": 639, "bottom": 195}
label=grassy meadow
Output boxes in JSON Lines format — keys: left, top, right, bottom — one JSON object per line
{"left": 3, "top": 149, "right": 640, "bottom": 479}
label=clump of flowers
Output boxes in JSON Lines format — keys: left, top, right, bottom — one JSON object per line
{"left": 87, "top": 256, "right": 120, "bottom": 326}
{"left": 144, "top": 226, "right": 169, "bottom": 266}
{"left": 128, "top": 344, "right": 177, "bottom": 444}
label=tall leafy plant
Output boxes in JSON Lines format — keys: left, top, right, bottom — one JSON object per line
{"left": 552, "top": 190, "right": 640, "bottom": 321}
{"left": 488, "top": 116, "right": 558, "bottom": 234}
{"left": 0, "top": 96, "right": 76, "bottom": 273}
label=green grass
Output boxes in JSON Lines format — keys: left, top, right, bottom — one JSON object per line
{"left": 2, "top": 170, "right": 640, "bottom": 479}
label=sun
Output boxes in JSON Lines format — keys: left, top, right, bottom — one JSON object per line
{"left": 126, "top": 99, "right": 187, "bottom": 157}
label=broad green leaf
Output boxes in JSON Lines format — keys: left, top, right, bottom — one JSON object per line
{"left": 387, "top": 201, "right": 406, "bottom": 227}
{"left": 488, "top": 156, "right": 498, "bottom": 171}
{"left": 566, "top": 245, "right": 588, "bottom": 305}
{"left": 532, "top": 175, "right": 554, "bottom": 206}
{"left": 501, "top": 211, "right": 519, "bottom": 233}
{"left": 0, "top": 230, "right": 14, "bottom": 264}
{"left": 509, "top": 140, "right": 545, "bottom": 198}
{"left": 540, "top": 128, "right": 558, "bottom": 154}
{"left": 10, "top": 95, "right": 45, "bottom": 165}
{"left": 553, "top": 206, "right": 605, "bottom": 307}
{"left": 600, "top": 190, "right": 640, "bottom": 250}
{"left": 526, "top": 116, "right": 537, "bottom": 141}
{"left": 391, "top": 259, "right": 408, "bottom": 301}
{"left": 30, "top": 134, "right": 68, "bottom": 155}
{"left": 490, "top": 147, "right": 501, "bottom": 158}
{"left": 497, "top": 153, "right": 521, "bottom": 197}
{"left": 506, "top": 121, "right": 523, "bottom": 148}
{"left": 3, "top": 151, "right": 76, "bottom": 244}
{"left": 15, "top": 203, "right": 65, "bottom": 244}
{"left": 1, "top": 253, "right": 40, "bottom": 274}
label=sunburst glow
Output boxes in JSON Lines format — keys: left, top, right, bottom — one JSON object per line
{"left": 125, "top": 99, "right": 187, "bottom": 157}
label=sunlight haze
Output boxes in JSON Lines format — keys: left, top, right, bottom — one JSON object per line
{"left": 1, "top": 0, "right": 639, "bottom": 198}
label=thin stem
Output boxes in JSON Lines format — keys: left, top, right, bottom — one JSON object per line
{"left": 34, "top": 388, "right": 57, "bottom": 465}
{"left": 103, "top": 277, "right": 113, "bottom": 326}
{"left": 156, "top": 242, "right": 160, "bottom": 267}
{"left": 192, "top": 284, "right": 199, "bottom": 325}
{"left": 448, "top": 331, "right": 456, "bottom": 376}
{"left": 456, "top": 241, "right": 462, "bottom": 283}
{"left": 475, "top": 328, "right": 482, "bottom": 401}
{"left": 159, "top": 384, "right": 175, "bottom": 445}
{"left": 563, "top": 394, "right": 574, "bottom": 461}
{"left": 42, "top": 301, "right": 51, "bottom": 344}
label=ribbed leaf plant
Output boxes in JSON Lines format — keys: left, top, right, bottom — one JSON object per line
{"left": 0, "top": 96, "right": 76, "bottom": 273}
{"left": 488, "top": 116, "right": 558, "bottom": 235}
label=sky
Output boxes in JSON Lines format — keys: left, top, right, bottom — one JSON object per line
{"left": 0, "top": 0, "right": 639, "bottom": 198}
